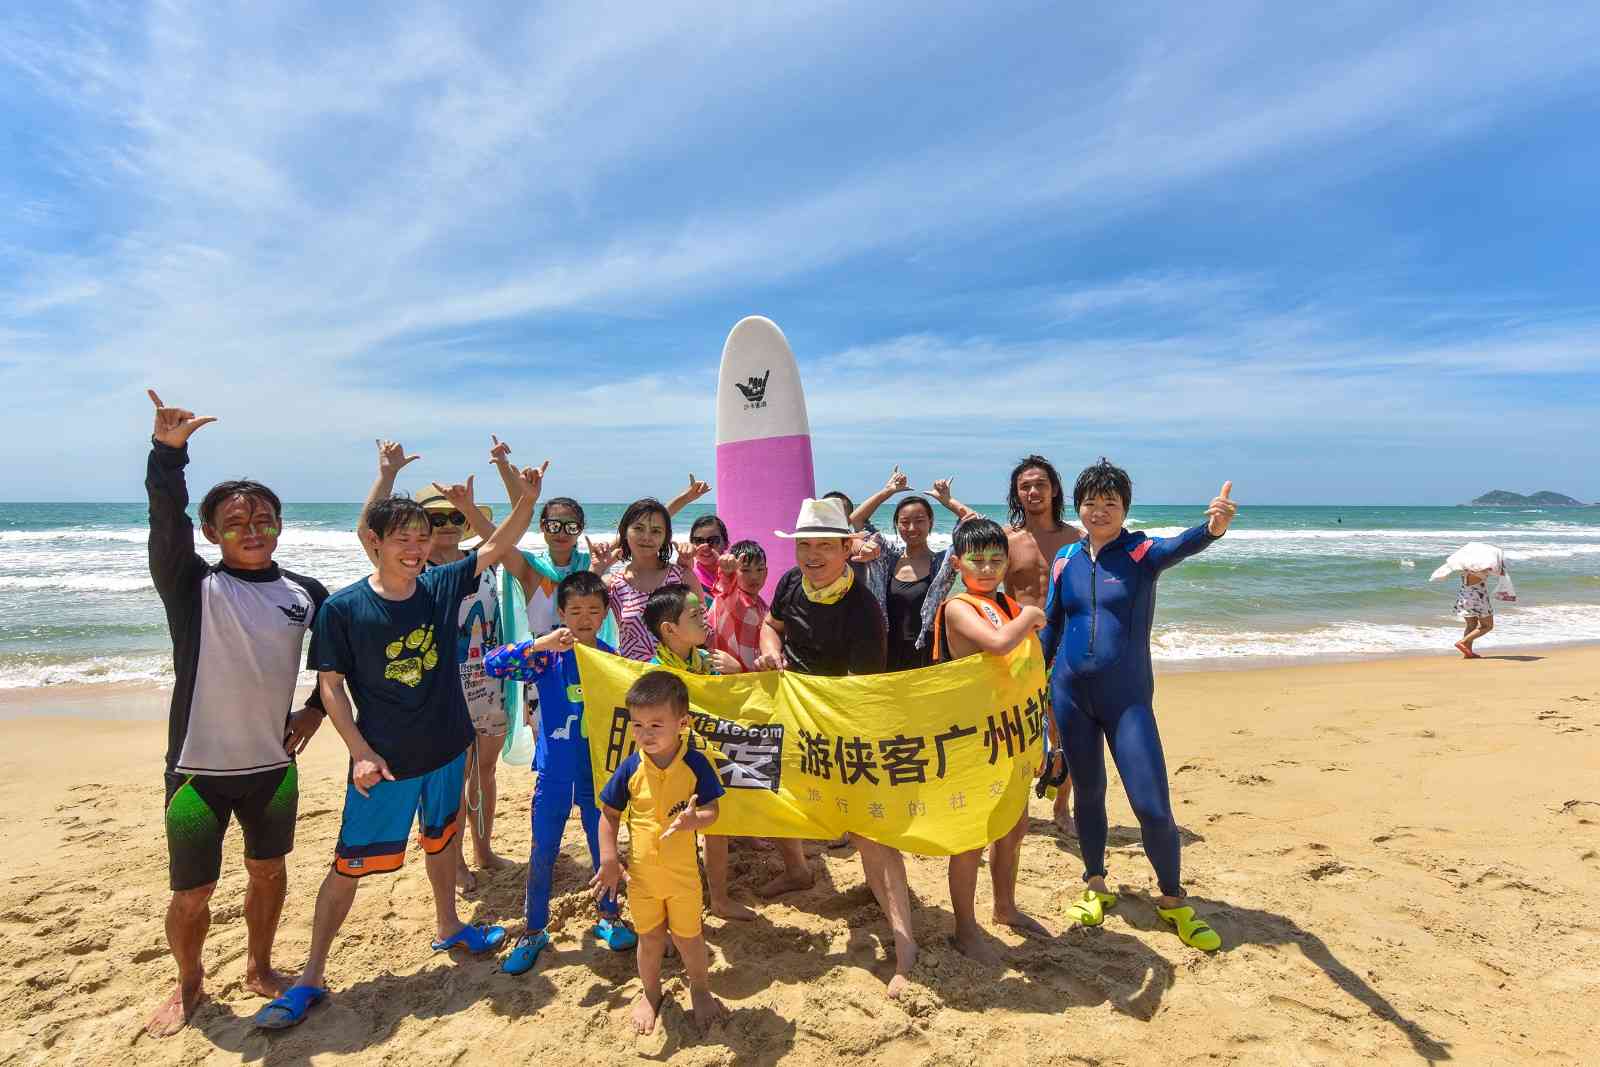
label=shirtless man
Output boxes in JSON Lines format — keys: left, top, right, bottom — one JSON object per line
{"left": 1001, "top": 457, "right": 1079, "bottom": 828}
{"left": 1001, "top": 456, "right": 1081, "bottom": 608}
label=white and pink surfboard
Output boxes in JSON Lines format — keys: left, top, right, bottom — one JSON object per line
{"left": 715, "top": 316, "right": 816, "bottom": 602}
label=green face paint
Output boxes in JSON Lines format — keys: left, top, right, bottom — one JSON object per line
{"left": 961, "top": 551, "right": 1007, "bottom": 572}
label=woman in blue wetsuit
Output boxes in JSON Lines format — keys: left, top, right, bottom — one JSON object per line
{"left": 1040, "top": 459, "right": 1236, "bottom": 951}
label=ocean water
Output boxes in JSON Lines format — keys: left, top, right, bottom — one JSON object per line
{"left": 1, "top": 501, "right": 1597, "bottom": 689}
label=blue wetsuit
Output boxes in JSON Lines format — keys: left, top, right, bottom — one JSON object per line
{"left": 484, "top": 638, "right": 618, "bottom": 930}
{"left": 1041, "top": 523, "right": 1220, "bottom": 897}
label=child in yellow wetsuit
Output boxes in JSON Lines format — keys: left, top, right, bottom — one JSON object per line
{"left": 594, "top": 670, "right": 727, "bottom": 1035}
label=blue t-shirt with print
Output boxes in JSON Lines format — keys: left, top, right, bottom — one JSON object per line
{"left": 311, "top": 554, "right": 478, "bottom": 780}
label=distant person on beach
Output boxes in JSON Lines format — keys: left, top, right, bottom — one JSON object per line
{"left": 253, "top": 467, "right": 543, "bottom": 1030}
{"left": 929, "top": 518, "right": 1051, "bottom": 959}
{"left": 755, "top": 499, "right": 919, "bottom": 998}
{"left": 482, "top": 570, "right": 639, "bottom": 975}
{"left": 355, "top": 441, "right": 514, "bottom": 893}
{"left": 593, "top": 670, "right": 728, "bottom": 1035}
{"left": 1454, "top": 571, "right": 1494, "bottom": 658}
{"left": 1042, "top": 459, "right": 1235, "bottom": 952}
{"left": 143, "top": 390, "right": 330, "bottom": 1038}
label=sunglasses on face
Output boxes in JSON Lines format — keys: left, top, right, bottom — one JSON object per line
{"left": 690, "top": 535, "right": 725, "bottom": 547}
{"left": 542, "top": 519, "right": 583, "bottom": 536}
{"left": 427, "top": 511, "right": 467, "bottom": 528}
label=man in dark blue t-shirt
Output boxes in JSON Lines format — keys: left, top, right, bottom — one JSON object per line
{"left": 255, "top": 463, "right": 547, "bottom": 1030}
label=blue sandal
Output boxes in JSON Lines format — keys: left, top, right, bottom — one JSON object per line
{"left": 252, "top": 985, "right": 327, "bottom": 1030}
{"left": 431, "top": 923, "right": 507, "bottom": 954}
{"left": 501, "top": 930, "right": 550, "bottom": 975}
{"left": 594, "top": 917, "right": 638, "bottom": 951}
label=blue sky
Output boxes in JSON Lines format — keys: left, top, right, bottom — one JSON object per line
{"left": 2, "top": 1, "right": 1598, "bottom": 505}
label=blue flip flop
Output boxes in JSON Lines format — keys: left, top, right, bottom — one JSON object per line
{"left": 252, "top": 985, "right": 328, "bottom": 1030}
{"left": 593, "top": 917, "right": 638, "bottom": 951}
{"left": 501, "top": 929, "right": 550, "bottom": 975}
{"left": 431, "top": 922, "right": 507, "bottom": 954}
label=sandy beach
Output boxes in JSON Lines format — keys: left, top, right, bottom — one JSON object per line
{"left": 2, "top": 648, "right": 1597, "bottom": 1066}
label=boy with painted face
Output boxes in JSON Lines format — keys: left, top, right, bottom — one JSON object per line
{"left": 254, "top": 464, "right": 543, "bottom": 1030}
{"left": 757, "top": 500, "right": 918, "bottom": 998}
{"left": 483, "top": 570, "right": 638, "bottom": 975}
{"left": 142, "top": 390, "right": 330, "bottom": 1038}
{"left": 594, "top": 671, "right": 727, "bottom": 1035}
{"left": 929, "top": 519, "right": 1050, "bottom": 960}
{"left": 1040, "top": 459, "right": 1236, "bottom": 952}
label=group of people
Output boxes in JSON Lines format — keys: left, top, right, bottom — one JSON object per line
{"left": 141, "top": 388, "right": 1236, "bottom": 1039}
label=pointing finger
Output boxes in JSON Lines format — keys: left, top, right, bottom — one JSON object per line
{"left": 147, "top": 389, "right": 163, "bottom": 408}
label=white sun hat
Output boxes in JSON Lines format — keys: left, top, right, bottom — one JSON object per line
{"left": 774, "top": 497, "right": 853, "bottom": 539}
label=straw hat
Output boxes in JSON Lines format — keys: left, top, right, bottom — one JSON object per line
{"left": 774, "top": 497, "right": 853, "bottom": 539}
{"left": 416, "top": 482, "right": 493, "bottom": 525}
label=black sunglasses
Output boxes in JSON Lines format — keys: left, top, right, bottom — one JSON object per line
{"left": 428, "top": 511, "right": 467, "bottom": 528}
{"left": 690, "top": 534, "right": 725, "bottom": 547}
{"left": 542, "top": 519, "right": 583, "bottom": 535}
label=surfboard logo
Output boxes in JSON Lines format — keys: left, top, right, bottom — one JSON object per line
{"left": 735, "top": 370, "right": 771, "bottom": 410}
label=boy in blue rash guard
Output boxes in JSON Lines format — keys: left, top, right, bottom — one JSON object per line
{"left": 1040, "top": 459, "right": 1237, "bottom": 952}
{"left": 484, "top": 570, "right": 639, "bottom": 975}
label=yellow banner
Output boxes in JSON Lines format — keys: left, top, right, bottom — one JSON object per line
{"left": 575, "top": 641, "right": 1048, "bottom": 856}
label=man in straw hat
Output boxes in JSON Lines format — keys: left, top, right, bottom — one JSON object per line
{"left": 754, "top": 498, "right": 919, "bottom": 997}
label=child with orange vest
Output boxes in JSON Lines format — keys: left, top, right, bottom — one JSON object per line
{"left": 930, "top": 517, "right": 1050, "bottom": 958}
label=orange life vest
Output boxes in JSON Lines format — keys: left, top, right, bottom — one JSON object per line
{"left": 931, "top": 590, "right": 1021, "bottom": 663}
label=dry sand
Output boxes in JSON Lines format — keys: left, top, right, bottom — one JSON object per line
{"left": 1, "top": 648, "right": 1597, "bottom": 1066}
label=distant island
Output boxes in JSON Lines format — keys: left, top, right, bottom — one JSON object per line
{"left": 1467, "top": 490, "right": 1593, "bottom": 507}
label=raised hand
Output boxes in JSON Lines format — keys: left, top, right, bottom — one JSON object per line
{"left": 885, "top": 465, "right": 909, "bottom": 493}
{"left": 517, "top": 461, "right": 550, "bottom": 502}
{"left": 586, "top": 536, "right": 621, "bottom": 573}
{"left": 488, "top": 434, "right": 513, "bottom": 466}
{"left": 849, "top": 533, "right": 883, "bottom": 564}
{"left": 441, "top": 476, "right": 476, "bottom": 512}
{"left": 590, "top": 857, "right": 629, "bottom": 901}
{"left": 147, "top": 390, "right": 217, "bottom": 448}
{"left": 930, "top": 477, "right": 955, "bottom": 505}
{"left": 1206, "top": 481, "right": 1237, "bottom": 536}
{"left": 674, "top": 541, "right": 696, "bottom": 569}
{"left": 717, "top": 552, "right": 738, "bottom": 574}
{"left": 683, "top": 473, "right": 712, "bottom": 502}
{"left": 376, "top": 438, "right": 420, "bottom": 476}
{"left": 659, "top": 794, "right": 703, "bottom": 840}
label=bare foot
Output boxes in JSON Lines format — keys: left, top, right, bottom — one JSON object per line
{"left": 951, "top": 927, "right": 1002, "bottom": 965}
{"left": 243, "top": 967, "right": 293, "bottom": 999}
{"left": 456, "top": 861, "right": 477, "bottom": 895}
{"left": 993, "top": 906, "right": 1050, "bottom": 938}
{"left": 757, "top": 868, "right": 813, "bottom": 899}
{"left": 475, "top": 849, "right": 515, "bottom": 871}
{"left": 631, "top": 991, "right": 661, "bottom": 1035}
{"left": 886, "top": 972, "right": 912, "bottom": 1000}
{"left": 145, "top": 979, "right": 206, "bottom": 1038}
{"left": 689, "top": 985, "right": 727, "bottom": 1030}
{"left": 710, "top": 896, "right": 758, "bottom": 921}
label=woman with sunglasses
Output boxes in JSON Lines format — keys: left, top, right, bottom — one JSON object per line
{"left": 686, "top": 515, "right": 730, "bottom": 607}
{"left": 356, "top": 440, "right": 520, "bottom": 893}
